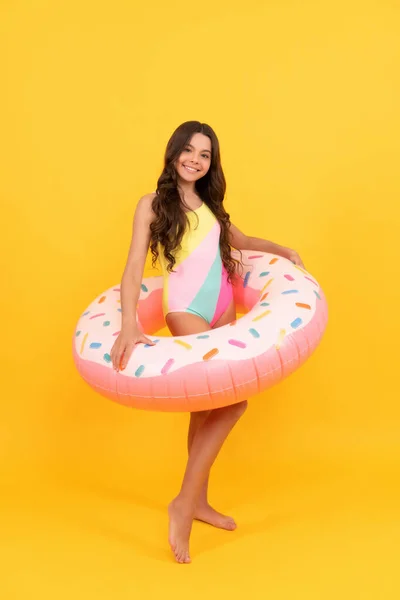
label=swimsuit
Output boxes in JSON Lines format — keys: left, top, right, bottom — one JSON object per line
{"left": 158, "top": 202, "right": 233, "bottom": 327}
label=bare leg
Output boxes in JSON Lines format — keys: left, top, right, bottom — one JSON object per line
{"left": 168, "top": 400, "right": 247, "bottom": 563}
{"left": 188, "top": 411, "right": 237, "bottom": 531}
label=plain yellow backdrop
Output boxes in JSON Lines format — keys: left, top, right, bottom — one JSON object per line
{"left": 1, "top": 0, "right": 399, "bottom": 598}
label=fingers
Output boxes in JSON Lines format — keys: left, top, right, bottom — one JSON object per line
{"left": 141, "top": 335, "right": 156, "bottom": 346}
{"left": 120, "top": 343, "right": 134, "bottom": 371}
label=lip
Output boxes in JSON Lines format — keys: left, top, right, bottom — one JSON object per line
{"left": 183, "top": 164, "right": 199, "bottom": 173}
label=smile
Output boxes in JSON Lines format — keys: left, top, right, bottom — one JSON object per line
{"left": 183, "top": 165, "right": 199, "bottom": 173}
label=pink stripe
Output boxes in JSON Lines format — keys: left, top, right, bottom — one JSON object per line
{"left": 167, "top": 222, "right": 220, "bottom": 311}
{"left": 89, "top": 313, "right": 106, "bottom": 320}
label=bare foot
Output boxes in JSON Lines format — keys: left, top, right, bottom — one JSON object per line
{"left": 168, "top": 498, "right": 193, "bottom": 564}
{"left": 194, "top": 504, "right": 237, "bottom": 531}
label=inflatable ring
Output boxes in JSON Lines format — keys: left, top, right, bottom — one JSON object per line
{"left": 73, "top": 251, "right": 328, "bottom": 411}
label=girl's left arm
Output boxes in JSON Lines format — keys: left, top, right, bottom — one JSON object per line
{"left": 228, "top": 223, "right": 306, "bottom": 269}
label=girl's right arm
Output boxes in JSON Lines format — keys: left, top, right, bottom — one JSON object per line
{"left": 110, "top": 193, "right": 156, "bottom": 371}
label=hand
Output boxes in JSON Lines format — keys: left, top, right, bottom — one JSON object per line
{"left": 110, "top": 325, "right": 155, "bottom": 372}
{"left": 286, "top": 248, "right": 306, "bottom": 270}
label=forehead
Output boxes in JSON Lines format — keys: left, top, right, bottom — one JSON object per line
{"left": 188, "top": 132, "right": 212, "bottom": 151}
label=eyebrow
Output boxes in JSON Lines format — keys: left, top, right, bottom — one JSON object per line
{"left": 186, "top": 143, "right": 211, "bottom": 154}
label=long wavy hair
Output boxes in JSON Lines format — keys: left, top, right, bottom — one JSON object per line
{"left": 150, "top": 121, "right": 240, "bottom": 282}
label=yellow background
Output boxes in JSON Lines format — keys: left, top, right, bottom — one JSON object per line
{"left": 1, "top": 0, "right": 399, "bottom": 597}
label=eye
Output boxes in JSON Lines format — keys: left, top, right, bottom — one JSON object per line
{"left": 202, "top": 154, "right": 210, "bottom": 159}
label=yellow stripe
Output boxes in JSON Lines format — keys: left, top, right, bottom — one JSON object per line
{"left": 275, "top": 329, "right": 286, "bottom": 349}
{"left": 80, "top": 332, "right": 88, "bottom": 355}
{"left": 174, "top": 339, "right": 192, "bottom": 350}
{"left": 260, "top": 278, "right": 273, "bottom": 294}
{"left": 252, "top": 310, "right": 271, "bottom": 322}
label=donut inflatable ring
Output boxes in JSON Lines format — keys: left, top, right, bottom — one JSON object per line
{"left": 73, "top": 251, "right": 328, "bottom": 411}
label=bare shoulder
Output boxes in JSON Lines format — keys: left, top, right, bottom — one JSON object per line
{"left": 135, "top": 191, "right": 157, "bottom": 219}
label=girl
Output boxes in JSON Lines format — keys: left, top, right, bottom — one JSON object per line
{"left": 110, "top": 121, "right": 304, "bottom": 564}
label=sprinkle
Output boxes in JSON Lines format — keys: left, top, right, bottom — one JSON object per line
{"left": 145, "top": 338, "right": 160, "bottom": 348}
{"left": 269, "top": 257, "right": 279, "bottom": 264}
{"left": 103, "top": 321, "right": 110, "bottom": 326}
{"left": 197, "top": 334, "right": 210, "bottom": 339}
{"left": 296, "top": 303, "right": 311, "bottom": 310}
{"left": 259, "top": 271, "right": 270, "bottom": 277}
{"left": 314, "top": 290, "right": 321, "bottom": 300}
{"left": 161, "top": 358, "right": 175, "bottom": 375}
{"left": 284, "top": 274, "right": 295, "bottom": 281}
{"left": 282, "top": 290, "right": 298, "bottom": 295}
{"left": 112, "top": 331, "right": 120, "bottom": 336}
{"left": 76, "top": 331, "right": 81, "bottom": 337}
{"left": 89, "top": 313, "right": 106, "bottom": 320}
{"left": 228, "top": 339, "right": 247, "bottom": 348}
{"left": 82, "top": 311, "right": 90, "bottom": 316}
{"left": 117, "top": 308, "right": 122, "bottom": 312}
{"left": 249, "top": 328, "right": 260, "bottom": 338}
{"left": 89, "top": 342, "right": 102, "bottom": 349}
{"left": 203, "top": 348, "right": 219, "bottom": 361}
{"left": 305, "top": 276, "right": 318, "bottom": 286}
{"left": 80, "top": 333, "right": 88, "bottom": 354}
{"left": 291, "top": 317, "right": 303, "bottom": 329}
{"left": 248, "top": 255, "right": 263, "bottom": 259}
{"left": 252, "top": 310, "right": 271, "bottom": 322}
{"left": 141, "top": 284, "right": 148, "bottom": 292}
{"left": 98, "top": 296, "right": 106, "bottom": 304}
{"left": 243, "top": 271, "right": 251, "bottom": 288}
{"left": 260, "top": 292, "right": 269, "bottom": 301}
{"left": 135, "top": 365, "right": 145, "bottom": 377}
{"left": 275, "top": 329, "right": 286, "bottom": 349}
{"left": 260, "top": 279, "right": 273, "bottom": 293}
{"left": 174, "top": 339, "right": 192, "bottom": 350}
{"left": 295, "top": 265, "right": 308, "bottom": 275}
{"left": 113, "top": 288, "right": 120, "bottom": 292}
{"left": 117, "top": 299, "right": 121, "bottom": 303}
{"left": 261, "top": 302, "right": 270, "bottom": 307}
{"left": 103, "top": 353, "right": 111, "bottom": 363}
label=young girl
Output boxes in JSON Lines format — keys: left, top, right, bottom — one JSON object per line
{"left": 110, "top": 121, "right": 304, "bottom": 564}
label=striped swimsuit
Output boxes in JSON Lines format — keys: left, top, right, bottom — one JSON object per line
{"left": 158, "top": 202, "right": 233, "bottom": 327}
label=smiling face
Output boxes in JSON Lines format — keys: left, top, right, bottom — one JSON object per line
{"left": 175, "top": 132, "right": 212, "bottom": 183}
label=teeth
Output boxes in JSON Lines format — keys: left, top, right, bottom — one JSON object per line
{"left": 184, "top": 165, "right": 197, "bottom": 172}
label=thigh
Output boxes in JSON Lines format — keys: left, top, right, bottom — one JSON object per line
{"left": 165, "top": 311, "right": 211, "bottom": 336}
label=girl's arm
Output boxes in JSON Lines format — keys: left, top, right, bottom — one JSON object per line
{"left": 228, "top": 223, "right": 305, "bottom": 269}
{"left": 110, "top": 193, "right": 156, "bottom": 371}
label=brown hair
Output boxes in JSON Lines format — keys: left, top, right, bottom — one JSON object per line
{"left": 149, "top": 121, "right": 239, "bottom": 282}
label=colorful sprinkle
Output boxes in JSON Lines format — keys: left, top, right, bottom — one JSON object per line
{"left": 305, "top": 276, "right": 317, "bottom": 286}
{"left": 314, "top": 290, "right": 321, "bottom": 300}
{"left": 103, "top": 353, "right": 111, "bottom": 363}
{"left": 259, "top": 271, "right": 270, "bottom": 277}
{"left": 276, "top": 329, "right": 286, "bottom": 349}
{"left": 291, "top": 317, "right": 303, "bottom": 329}
{"left": 98, "top": 296, "right": 106, "bottom": 304}
{"left": 89, "top": 313, "right": 106, "bottom": 320}
{"left": 117, "top": 308, "right": 122, "bottom": 312}
{"left": 260, "top": 302, "right": 270, "bottom": 307}
{"left": 75, "top": 331, "right": 81, "bottom": 337}
{"left": 252, "top": 310, "right": 271, "bottom": 322}
{"left": 243, "top": 271, "right": 251, "bottom": 288}
{"left": 135, "top": 365, "right": 145, "bottom": 377}
{"left": 145, "top": 338, "right": 160, "bottom": 348}
{"left": 295, "top": 265, "right": 308, "bottom": 275}
{"left": 174, "top": 339, "right": 192, "bottom": 350}
{"left": 197, "top": 334, "right": 210, "bottom": 339}
{"left": 282, "top": 290, "right": 298, "bottom": 295}
{"left": 103, "top": 321, "right": 110, "bottom": 326}
{"left": 248, "top": 255, "right": 263, "bottom": 259}
{"left": 113, "top": 288, "right": 120, "bottom": 292}
{"left": 203, "top": 348, "right": 219, "bottom": 361}
{"left": 80, "top": 333, "right": 88, "bottom": 355}
{"left": 112, "top": 331, "right": 120, "bottom": 336}
{"left": 284, "top": 274, "right": 295, "bottom": 281}
{"left": 296, "top": 302, "right": 311, "bottom": 310}
{"left": 228, "top": 339, "right": 247, "bottom": 348}
{"left": 249, "top": 328, "right": 260, "bottom": 338}
{"left": 161, "top": 358, "right": 175, "bottom": 375}
{"left": 141, "top": 284, "right": 148, "bottom": 292}
{"left": 260, "top": 292, "right": 269, "bottom": 302}
{"left": 82, "top": 311, "right": 90, "bottom": 316}
{"left": 117, "top": 299, "right": 121, "bottom": 303}
{"left": 261, "top": 279, "right": 273, "bottom": 293}
{"left": 89, "top": 342, "right": 102, "bottom": 349}
{"left": 269, "top": 257, "right": 279, "bottom": 264}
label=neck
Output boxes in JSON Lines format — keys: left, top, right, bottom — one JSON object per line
{"left": 177, "top": 179, "right": 196, "bottom": 200}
